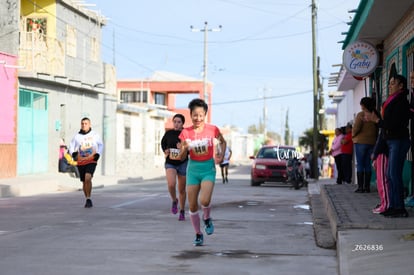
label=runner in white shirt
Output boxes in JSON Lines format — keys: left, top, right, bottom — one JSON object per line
{"left": 69, "top": 117, "right": 103, "bottom": 208}
{"left": 219, "top": 146, "right": 232, "bottom": 183}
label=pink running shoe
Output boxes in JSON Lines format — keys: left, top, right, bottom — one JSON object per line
{"left": 179, "top": 210, "right": 185, "bottom": 221}
{"left": 171, "top": 199, "right": 178, "bottom": 214}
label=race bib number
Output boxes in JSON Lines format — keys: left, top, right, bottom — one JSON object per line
{"left": 189, "top": 138, "right": 209, "bottom": 156}
{"left": 169, "top": 148, "right": 181, "bottom": 160}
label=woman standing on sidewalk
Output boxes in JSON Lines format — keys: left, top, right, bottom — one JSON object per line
{"left": 352, "top": 97, "right": 378, "bottom": 193}
{"left": 161, "top": 114, "right": 188, "bottom": 221}
{"left": 329, "top": 127, "right": 344, "bottom": 184}
{"left": 178, "top": 98, "right": 226, "bottom": 246}
{"left": 368, "top": 74, "right": 410, "bottom": 218}
{"left": 341, "top": 124, "right": 354, "bottom": 184}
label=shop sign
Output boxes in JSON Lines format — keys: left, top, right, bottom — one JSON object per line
{"left": 343, "top": 40, "right": 379, "bottom": 77}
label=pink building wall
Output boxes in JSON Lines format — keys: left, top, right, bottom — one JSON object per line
{"left": 0, "top": 52, "right": 18, "bottom": 178}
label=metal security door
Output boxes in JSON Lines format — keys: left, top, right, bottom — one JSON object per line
{"left": 17, "top": 89, "right": 48, "bottom": 174}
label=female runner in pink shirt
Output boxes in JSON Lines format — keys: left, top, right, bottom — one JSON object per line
{"left": 178, "top": 98, "right": 226, "bottom": 246}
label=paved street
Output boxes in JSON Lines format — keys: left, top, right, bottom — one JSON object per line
{"left": 0, "top": 166, "right": 336, "bottom": 275}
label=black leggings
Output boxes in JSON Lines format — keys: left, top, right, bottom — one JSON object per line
{"left": 341, "top": 154, "right": 352, "bottom": 183}
{"left": 334, "top": 155, "right": 343, "bottom": 183}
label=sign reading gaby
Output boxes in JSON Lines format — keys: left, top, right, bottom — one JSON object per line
{"left": 343, "top": 40, "right": 379, "bottom": 77}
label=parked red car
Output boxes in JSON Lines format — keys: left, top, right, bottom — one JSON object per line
{"left": 250, "top": 145, "right": 297, "bottom": 186}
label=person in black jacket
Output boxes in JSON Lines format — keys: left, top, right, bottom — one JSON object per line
{"left": 161, "top": 114, "right": 188, "bottom": 221}
{"left": 368, "top": 74, "right": 410, "bottom": 218}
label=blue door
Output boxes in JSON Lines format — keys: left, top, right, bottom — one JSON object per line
{"left": 17, "top": 89, "right": 48, "bottom": 174}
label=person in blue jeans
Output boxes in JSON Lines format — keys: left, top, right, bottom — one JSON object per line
{"left": 369, "top": 74, "right": 410, "bottom": 218}
{"left": 352, "top": 97, "right": 377, "bottom": 193}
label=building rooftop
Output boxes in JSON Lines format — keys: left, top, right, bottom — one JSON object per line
{"left": 149, "top": 71, "right": 202, "bottom": 82}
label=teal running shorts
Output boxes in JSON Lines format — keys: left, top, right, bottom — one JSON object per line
{"left": 186, "top": 158, "right": 216, "bottom": 185}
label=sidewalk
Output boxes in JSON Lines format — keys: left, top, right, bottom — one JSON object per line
{"left": 0, "top": 167, "right": 165, "bottom": 198}
{"left": 309, "top": 178, "right": 414, "bottom": 275}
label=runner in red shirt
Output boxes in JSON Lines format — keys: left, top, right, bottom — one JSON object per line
{"left": 178, "top": 98, "right": 226, "bottom": 246}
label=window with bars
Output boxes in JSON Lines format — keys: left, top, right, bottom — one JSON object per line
{"left": 19, "top": 90, "right": 32, "bottom": 108}
{"left": 120, "top": 90, "right": 148, "bottom": 103}
{"left": 124, "top": 127, "right": 131, "bottom": 149}
{"left": 19, "top": 90, "right": 47, "bottom": 110}
{"left": 154, "top": 92, "right": 166, "bottom": 105}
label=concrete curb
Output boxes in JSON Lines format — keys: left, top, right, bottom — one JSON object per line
{"left": 309, "top": 193, "right": 336, "bottom": 249}
{"left": 307, "top": 178, "right": 337, "bottom": 249}
{"left": 320, "top": 184, "right": 342, "bottom": 242}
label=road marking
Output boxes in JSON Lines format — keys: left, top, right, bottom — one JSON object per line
{"left": 110, "top": 194, "right": 161, "bottom": 208}
{"left": 293, "top": 204, "right": 310, "bottom": 210}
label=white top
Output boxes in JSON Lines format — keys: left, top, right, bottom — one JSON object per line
{"left": 221, "top": 147, "right": 232, "bottom": 165}
{"left": 69, "top": 130, "right": 103, "bottom": 156}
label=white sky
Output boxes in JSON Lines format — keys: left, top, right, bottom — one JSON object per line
{"left": 92, "top": 0, "right": 360, "bottom": 138}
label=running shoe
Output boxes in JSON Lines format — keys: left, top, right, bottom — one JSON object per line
{"left": 193, "top": 233, "right": 204, "bottom": 246}
{"left": 204, "top": 218, "right": 214, "bottom": 235}
{"left": 179, "top": 210, "right": 185, "bottom": 221}
{"left": 171, "top": 199, "right": 178, "bottom": 214}
{"left": 84, "top": 199, "right": 93, "bottom": 208}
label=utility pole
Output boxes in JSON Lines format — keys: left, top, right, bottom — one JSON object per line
{"left": 311, "top": 0, "right": 319, "bottom": 180}
{"left": 263, "top": 97, "right": 267, "bottom": 141}
{"left": 263, "top": 87, "right": 268, "bottom": 142}
{"left": 190, "top": 22, "right": 222, "bottom": 112}
{"left": 112, "top": 28, "right": 116, "bottom": 66}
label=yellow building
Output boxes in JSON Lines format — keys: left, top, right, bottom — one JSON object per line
{"left": 320, "top": 129, "right": 335, "bottom": 178}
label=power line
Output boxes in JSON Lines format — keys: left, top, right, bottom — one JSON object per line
{"left": 211, "top": 89, "right": 312, "bottom": 106}
{"left": 110, "top": 21, "right": 197, "bottom": 43}
{"left": 100, "top": 18, "right": 343, "bottom": 46}
{"left": 19, "top": 0, "right": 349, "bottom": 86}
{"left": 217, "top": 0, "right": 302, "bottom": 15}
